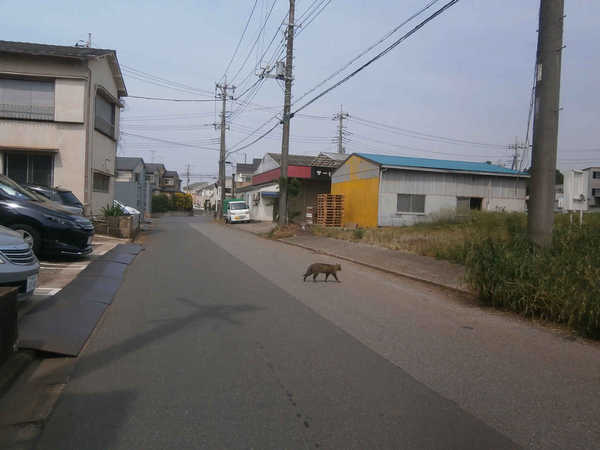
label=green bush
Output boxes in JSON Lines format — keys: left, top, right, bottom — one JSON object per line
{"left": 465, "top": 219, "right": 600, "bottom": 338}
{"left": 101, "top": 203, "right": 124, "bottom": 216}
{"left": 152, "top": 194, "right": 171, "bottom": 213}
{"left": 353, "top": 228, "right": 365, "bottom": 240}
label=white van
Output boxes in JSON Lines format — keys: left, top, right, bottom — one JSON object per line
{"left": 225, "top": 201, "right": 250, "bottom": 224}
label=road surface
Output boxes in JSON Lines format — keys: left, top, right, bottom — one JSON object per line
{"left": 36, "top": 216, "right": 600, "bottom": 449}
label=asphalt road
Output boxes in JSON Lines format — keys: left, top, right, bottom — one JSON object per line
{"left": 36, "top": 216, "right": 600, "bottom": 449}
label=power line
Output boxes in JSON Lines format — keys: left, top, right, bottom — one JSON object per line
{"left": 222, "top": 0, "right": 260, "bottom": 80}
{"left": 230, "top": 0, "right": 280, "bottom": 83}
{"left": 122, "top": 65, "right": 214, "bottom": 95}
{"left": 127, "top": 95, "right": 217, "bottom": 102}
{"left": 120, "top": 131, "right": 220, "bottom": 151}
{"left": 227, "top": 122, "right": 281, "bottom": 155}
{"left": 293, "top": 0, "right": 442, "bottom": 107}
{"left": 292, "top": 0, "right": 461, "bottom": 116}
{"left": 296, "top": 0, "right": 333, "bottom": 36}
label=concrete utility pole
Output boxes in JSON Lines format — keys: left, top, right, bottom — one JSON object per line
{"left": 185, "top": 164, "right": 191, "bottom": 191}
{"left": 278, "top": 0, "right": 296, "bottom": 226}
{"left": 528, "top": 0, "right": 565, "bottom": 247}
{"left": 333, "top": 105, "right": 350, "bottom": 154}
{"left": 508, "top": 137, "right": 528, "bottom": 171}
{"left": 215, "top": 82, "right": 235, "bottom": 219}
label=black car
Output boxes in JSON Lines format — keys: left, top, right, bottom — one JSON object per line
{"left": 0, "top": 175, "right": 94, "bottom": 257}
{"left": 25, "top": 184, "right": 84, "bottom": 215}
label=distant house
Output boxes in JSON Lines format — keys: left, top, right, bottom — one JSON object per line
{"left": 115, "top": 157, "right": 149, "bottom": 215}
{"left": 582, "top": 167, "right": 600, "bottom": 209}
{"left": 161, "top": 170, "right": 181, "bottom": 193}
{"left": 234, "top": 158, "right": 261, "bottom": 187}
{"left": 144, "top": 163, "right": 165, "bottom": 195}
{"left": 0, "top": 40, "right": 127, "bottom": 215}
{"left": 237, "top": 152, "right": 343, "bottom": 222}
{"left": 332, "top": 153, "right": 529, "bottom": 227}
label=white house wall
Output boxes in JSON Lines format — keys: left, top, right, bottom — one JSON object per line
{"left": 378, "top": 169, "right": 527, "bottom": 226}
{"left": 54, "top": 79, "right": 86, "bottom": 122}
{"left": 240, "top": 183, "right": 278, "bottom": 221}
{"left": 254, "top": 154, "right": 279, "bottom": 174}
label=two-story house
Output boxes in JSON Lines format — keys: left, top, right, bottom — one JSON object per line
{"left": 115, "top": 156, "right": 149, "bottom": 215}
{"left": 161, "top": 170, "right": 181, "bottom": 194}
{"left": 583, "top": 167, "right": 600, "bottom": 209}
{"left": 144, "top": 163, "right": 165, "bottom": 195}
{"left": 0, "top": 40, "right": 127, "bottom": 215}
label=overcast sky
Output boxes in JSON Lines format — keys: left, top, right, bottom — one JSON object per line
{"left": 2, "top": 0, "right": 599, "bottom": 182}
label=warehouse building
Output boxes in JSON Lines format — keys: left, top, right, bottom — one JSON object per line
{"left": 332, "top": 153, "right": 529, "bottom": 227}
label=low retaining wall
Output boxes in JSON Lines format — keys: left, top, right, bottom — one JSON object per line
{"left": 0, "top": 287, "right": 18, "bottom": 367}
{"left": 92, "top": 216, "right": 139, "bottom": 239}
{"left": 151, "top": 210, "right": 194, "bottom": 218}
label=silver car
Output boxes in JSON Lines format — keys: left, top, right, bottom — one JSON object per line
{"left": 0, "top": 225, "right": 40, "bottom": 300}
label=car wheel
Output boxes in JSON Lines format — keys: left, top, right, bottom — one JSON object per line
{"left": 10, "top": 224, "right": 41, "bottom": 256}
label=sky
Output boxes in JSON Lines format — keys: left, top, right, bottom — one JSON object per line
{"left": 2, "top": 0, "right": 599, "bottom": 183}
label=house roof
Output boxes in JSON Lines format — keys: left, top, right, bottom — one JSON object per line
{"left": 144, "top": 163, "right": 165, "bottom": 173}
{"left": 236, "top": 158, "right": 261, "bottom": 174}
{"left": 311, "top": 152, "right": 346, "bottom": 168}
{"left": 355, "top": 153, "right": 528, "bottom": 176}
{"left": 116, "top": 157, "right": 144, "bottom": 171}
{"left": 0, "top": 40, "right": 127, "bottom": 96}
{"left": 164, "top": 170, "right": 180, "bottom": 178}
{"left": 267, "top": 153, "right": 315, "bottom": 167}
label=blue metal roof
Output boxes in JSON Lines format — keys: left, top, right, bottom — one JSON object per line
{"left": 356, "top": 153, "right": 527, "bottom": 176}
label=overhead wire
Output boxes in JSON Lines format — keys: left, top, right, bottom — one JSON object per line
{"left": 221, "top": 0, "right": 260, "bottom": 81}
{"left": 291, "top": 0, "right": 461, "bottom": 116}
{"left": 292, "top": 0, "right": 442, "bottom": 107}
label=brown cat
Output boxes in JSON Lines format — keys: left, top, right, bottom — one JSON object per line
{"left": 303, "top": 263, "right": 341, "bottom": 282}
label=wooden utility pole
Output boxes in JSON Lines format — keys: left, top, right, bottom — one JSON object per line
{"left": 215, "top": 82, "right": 234, "bottom": 219}
{"left": 528, "top": 0, "right": 565, "bottom": 246}
{"left": 278, "top": 0, "right": 296, "bottom": 226}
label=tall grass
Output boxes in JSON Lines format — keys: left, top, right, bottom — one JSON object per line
{"left": 465, "top": 215, "right": 600, "bottom": 338}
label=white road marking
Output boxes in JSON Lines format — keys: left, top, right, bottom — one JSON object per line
{"left": 33, "top": 287, "right": 61, "bottom": 296}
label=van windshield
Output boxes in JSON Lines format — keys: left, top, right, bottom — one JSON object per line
{"left": 0, "top": 176, "right": 38, "bottom": 201}
{"left": 229, "top": 202, "right": 248, "bottom": 210}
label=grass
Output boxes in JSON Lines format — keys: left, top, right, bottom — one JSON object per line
{"left": 311, "top": 211, "right": 600, "bottom": 338}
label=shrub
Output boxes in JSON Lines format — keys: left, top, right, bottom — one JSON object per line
{"left": 152, "top": 194, "right": 171, "bottom": 213}
{"left": 173, "top": 193, "right": 193, "bottom": 211}
{"left": 101, "top": 203, "right": 124, "bottom": 216}
{"left": 353, "top": 228, "right": 365, "bottom": 240}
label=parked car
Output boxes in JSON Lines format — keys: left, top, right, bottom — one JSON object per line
{"left": 0, "top": 225, "right": 39, "bottom": 300}
{"left": 24, "top": 184, "right": 84, "bottom": 215}
{"left": 23, "top": 186, "right": 83, "bottom": 216}
{"left": 0, "top": 175, "right": 94, "bottom": 257}
{"left": 224, "top": 200, "right": 250, "bottom": 224}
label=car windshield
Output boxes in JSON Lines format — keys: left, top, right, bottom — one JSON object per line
{"left": 0, "top": 176, "right": 38, "bottom": 201}
{"left": 57, "top": 190, "right": 81, "bottom": 206}
{"left": 229, "top": 202, "right": 248, "bottom": 210}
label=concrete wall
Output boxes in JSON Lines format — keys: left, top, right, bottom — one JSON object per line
{"left": 115, "top": 182, "right": 139, "bottom": 210}
{"left": 378, "top": 169, "right": 528, "bottom": 226}
{"left": 240, "top": 184, "right": 278, "bottom": 221}
{"left": 331, "top": 155, "right": 380, "bottom": 227}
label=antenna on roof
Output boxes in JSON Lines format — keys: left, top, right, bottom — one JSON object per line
{"left": 74, "top": 33, "right": 92, "bottom": 48}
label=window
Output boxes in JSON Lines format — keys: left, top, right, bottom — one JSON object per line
{"left": 95, "top": 94, "right": 115, "bottom": 138}
{"left": 593, "top": 171, "right": 600, "bottom": 179}
{"left": 93, "top": 172, "right": 110, "bottom": 193}
{"left": 164, "top": 178, "right": 174, "bottom": 186}
{"left": 592, "top": 188, "right": 600, "bottom": 197}
{"left": 0, "top": 78, "right": 54, "bottom": 121}
{"left": 145, "top": 174, "right": 154, "bottom": 183}
{"left": 397, "top": 194, "right": 425, "bottom": 214}
{"left": 4, "top": 152, "right": 53, "bottom": 186}
{"left": 457, "top": 196, "right": 483, "bottom": 212}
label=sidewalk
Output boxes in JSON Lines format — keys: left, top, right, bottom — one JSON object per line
{"left": 233, "top": 221, "right": 471, "bottom": 295}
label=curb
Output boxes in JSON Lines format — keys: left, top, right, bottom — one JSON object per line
{"left": 0, "top": 350, "right": 35, "bottom": 398}
{"left": 278, "top": 238, "right": 476, "bottom": 299}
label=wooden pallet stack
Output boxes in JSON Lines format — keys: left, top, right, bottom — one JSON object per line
{"left": 314, "top": 194, "right": 344, "bottom": 227}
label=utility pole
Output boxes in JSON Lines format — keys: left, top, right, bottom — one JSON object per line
{"left": 278, "top": 0, "right": 296, "bottom": 226}
{"left": 508, "top": 137, "right": 528, "bottom": 171}
{"left": 333, "top": 105, "right": 350, "bottom": 154}
{"left": 185, "top": 164, "right": 191, "bottom": 191}
{"left": 215, "top": 81, "right": 235, "bottom": 219}
{"left": 528, "top": 0, "right": 565, "bottom": 247}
